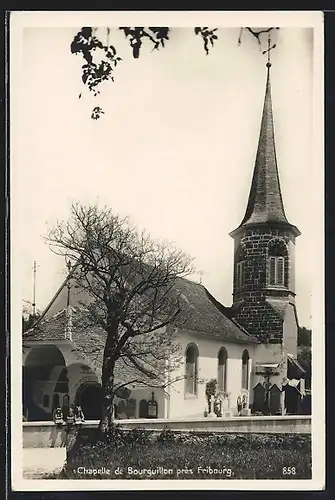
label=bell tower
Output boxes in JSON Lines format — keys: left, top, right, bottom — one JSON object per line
{"left": 229, "top": 36, "right": 301, "bottom": 347}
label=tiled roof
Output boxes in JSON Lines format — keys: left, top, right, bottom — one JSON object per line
{"left": 30, "top": 272, "right": 258, "bottom": 345}
{"left": 24, "top": 307, "right": 166, "bottom": 388}
{"left": 173, "top": 278, "right": 258, "bottom": 343}
{"left": 230, "top": 66, "right": 300, "bottom": 237}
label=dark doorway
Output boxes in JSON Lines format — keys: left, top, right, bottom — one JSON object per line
{"left": 76, "top": 384, "right": 103, "bottom": 420}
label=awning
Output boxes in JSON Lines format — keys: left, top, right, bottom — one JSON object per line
{"left": 282, "top": 378, "right": 303, "bottom": 395}
{"left": 255, "top": 362, "right": 280, "bottom": 369}
{"left": 287, "top": 353, "right": 306, "bottom": 377}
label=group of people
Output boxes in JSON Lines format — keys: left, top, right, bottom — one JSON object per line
{"left": 52, "top": 403, "right": 85, "bottom": 429}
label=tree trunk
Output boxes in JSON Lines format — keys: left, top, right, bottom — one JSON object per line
{"left": 99, "top": 322, "right": 119, "bottom": 436}
{"left": 99, "top": 356, "right": 116, "bottom": 436}
{"left": 99, "top": 387, "right": 115, "bottom": 434}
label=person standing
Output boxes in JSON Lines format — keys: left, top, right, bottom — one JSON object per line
{"left": 66, "top": 405, "right": 75, "bottom": 431}
{"left": 237, "top": 396, "right": 243, "bottom": 415}
{"left": 74, "top": 405, "right": 85, "bottom": 427}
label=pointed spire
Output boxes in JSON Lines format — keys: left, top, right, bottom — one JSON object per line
{"left": 230, "top": 36, "right": 300, "bottom": 238}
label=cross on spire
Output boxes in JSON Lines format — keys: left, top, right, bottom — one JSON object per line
{"left": 65, "top": 258, "right": 72, "bottom": 307}
{"left": 262, "top": 33, "right": 276, "bottom": 68}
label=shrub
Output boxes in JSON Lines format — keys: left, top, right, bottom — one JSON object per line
{"left": 205, "top": 379, "right": 217, "bottom": 401}
{"left": 125, "top": 427, "right": 154, "bottom": 446}
{"left": 105, "top": 423, "right": 126, "bottom": 447}
{"left": 57, "top": 432, "right": 311, "bottom": 480}
{"left": 157, "top": 426, "right": 176, "bottom": 444}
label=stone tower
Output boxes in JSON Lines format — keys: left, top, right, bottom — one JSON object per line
{"left": 229, "top": 54, "right": 301, "bottom": 353}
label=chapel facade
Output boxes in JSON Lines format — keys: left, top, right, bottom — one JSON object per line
{"left": 22, "top": 55, "right": 306, "bottom": 422}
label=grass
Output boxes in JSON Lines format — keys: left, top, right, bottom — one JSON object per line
{"left": 51, "top": 427, "right": 312, "bottom": 480}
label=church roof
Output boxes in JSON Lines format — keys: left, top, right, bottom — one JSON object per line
{"left": 23, "top": 274, "right": 258, "bottom": 389}
{"left": 230, "top": 64, "right": 300, "bottom": 238}
{"left": 173, "top": 278, "right": 258, "bottom": 343}
{"left": 26, "top": 272, "right": 258, "bottom": 346}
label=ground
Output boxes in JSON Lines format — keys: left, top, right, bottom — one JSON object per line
{"left": 23, "top": 448, "right": 66, "bottom": 479}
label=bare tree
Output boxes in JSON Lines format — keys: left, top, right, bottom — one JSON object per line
{"left": 46, "top": 202, "right": 194, "bottom": 431}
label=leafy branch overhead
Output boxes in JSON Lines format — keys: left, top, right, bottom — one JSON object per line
{"left": 194, "top": 27, "right": 218, "bottom": 55}
{"left": 71, "top": 26, "right": 279, "bottom": 119}
{"left": 70, "top": 27, "right": 122, "bottom": 96}
{"left": 119, "top": 27, "right": 170, "bottom": 58}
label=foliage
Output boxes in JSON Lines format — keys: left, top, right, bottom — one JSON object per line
{"left": 205, "top": 378, "right": 217, "bottom": 398}
{"left": 45, "top": 201, "right": 194, "bottom": 430}
{"left": 71, "top": 26, "right": 280, "bottom": 119}
{"left": 297, "top": 347, "right": 312, "bottom": 389}
{"left": 194, "top": 27, "right": 218, "bottom": 55}
{"left": 104, "top": 423, "right": 127, "bottom": 447}
{"left": 55, "top": 430, "right": 311, "bottom": 480}
{"left": 204, "top": 378, "right": 230, "bottom": 415}
{"left": 157, "top": 426, "right": 176, "bottom": 444}
{"left": 298, "top": 326, "right": 312, "bottom": 347}
{"left": 22, "top": 313, "right": 40, "bottom": 333}
{"left": 119, "top": 27, "right": 170, "bottom": 58}
{"left": 22, "top": 300, "right": 41, "bottom": 333}
{"left": 70, "top": 27, "right": 122, "bottom": 97}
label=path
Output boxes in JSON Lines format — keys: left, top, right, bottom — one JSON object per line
{"left": 23, "top": 448, "right": 66, "bottom": 479}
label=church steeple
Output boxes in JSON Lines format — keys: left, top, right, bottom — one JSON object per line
{"left": 230, "top": 38, "right": 300, "bottom": 238}
{"left": 228, "top": 35, "right": 301, "bottom": 346}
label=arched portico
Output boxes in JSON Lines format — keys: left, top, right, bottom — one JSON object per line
{"left": 23, "top": 345, "right": 67, "bottom": 421}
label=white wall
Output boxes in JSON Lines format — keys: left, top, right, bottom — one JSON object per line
{"left": 288, "top": 239, "right": 296, "bottom": 294}
{"left": 115, "top": 387, "right": 166, "bottom": 419}
{"left": 168, "top": 330, "right": 255, "bottom": 418}
{"left": 283, "top": 302, "right": 299, "bottom": 357}
{"left": 249, "top": 342, "right": 286, "bottom": 406}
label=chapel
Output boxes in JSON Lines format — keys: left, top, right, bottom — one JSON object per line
{"left": 22, "top": 48, "right": 306, "bottom": 422}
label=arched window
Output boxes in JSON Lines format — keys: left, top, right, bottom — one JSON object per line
{"left": 242, "top": 349, "right": 250, "bottom": 390}
{"left": 185, "top": 344, "right": 199, "bottom": 396}
{"left": 268, "top": 239, "right": 288, "bottom": 287}
{"left": 217, "top": 347, "right": 228, "bottom": 392}
{"left": 235, "top": 246, "right": 246, "bottom": 290}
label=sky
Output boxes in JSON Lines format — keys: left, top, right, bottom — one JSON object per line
{"left": 12, "top": 23, "right": 318, "bottom": 328}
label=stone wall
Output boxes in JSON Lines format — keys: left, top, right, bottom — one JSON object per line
{"left": 232, "top": 226, "right": 297, "bottom": 344}
{"left": 23, "top": 416, "right": 311, "bottom": 448}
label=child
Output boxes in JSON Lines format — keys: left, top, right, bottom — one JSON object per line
{"left": 53, "top": 406, "right": 64, "bottom": 425}
{"left": 66, "top": 406, "right": 75, "bottom": 431}
{"left": 237, "top": 396, "right": 243, "bottom": 415}
{"left": 74, "top": 405, "right": 85, "bottom": 427}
